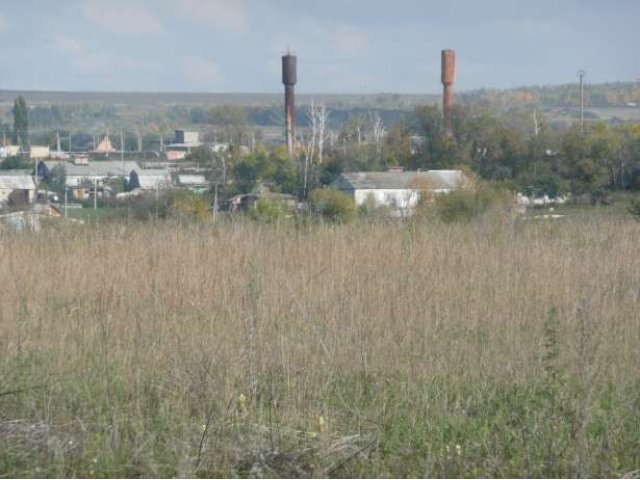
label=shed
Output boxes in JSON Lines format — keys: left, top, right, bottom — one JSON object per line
{"left": 0, "top": 170, "right": 36, "bottom": 206}
{"left": 330, "top": 170, "right": 468, "bottom": 216}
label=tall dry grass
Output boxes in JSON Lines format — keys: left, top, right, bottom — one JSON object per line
{"left": 1, "top": 216, "right": 639, "bottom": 477}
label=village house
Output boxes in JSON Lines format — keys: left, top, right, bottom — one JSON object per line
{"left": 42, "top": 159, "right": 172, "bottom": 199}
{"left": 330, "top": 169, "right": 468, "bottom": 216}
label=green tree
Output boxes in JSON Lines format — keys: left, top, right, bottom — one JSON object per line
{"left": 13, "top": 96, "right": 28, "bottom": 146}
{"left": 309, "top": 188, "right": 357, "bottom": 223}
{"left": 233, "top": 146, "right": 297, "bottom": 194}
{"left": 45, "top": 164, "right": 67, "bottom": 196}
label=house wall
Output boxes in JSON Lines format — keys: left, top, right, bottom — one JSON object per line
{"left": 0, "top": 188, "right": 34, "bottom": 204}
{"left": 354, "top": 188, "right": 420, "bottom": 211}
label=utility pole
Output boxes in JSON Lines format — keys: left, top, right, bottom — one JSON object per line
{"left": 121, "top": 125, "right": 125, "bottom": 175}
{"left": 580, "top": 71, "right": 585, "bottom": 133}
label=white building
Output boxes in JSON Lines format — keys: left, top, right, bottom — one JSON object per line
{"left": 29, "top": 146, "right": 50, "bottom": 159}
{"left": 0, "top": 170, "right": 36, "bottom": 206}
{"left": 330, "top": 170, "right": 468, "bottom": 216}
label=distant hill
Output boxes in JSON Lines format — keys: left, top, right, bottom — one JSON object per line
{"left": 460, "top": 81, "right": 640, "bottom": 108}
{"left": 1, "top": 82, "right": 637, "bottom": 109}
{"left": 0, "top": 90, "right": 439, "bottom": 110}
{"left": 0, "top": 82, "right": 637, "bottom": 137}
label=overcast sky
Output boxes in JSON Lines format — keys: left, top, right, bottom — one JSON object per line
{"left": 0, "top": 0, "right": 637, "bottom": 93}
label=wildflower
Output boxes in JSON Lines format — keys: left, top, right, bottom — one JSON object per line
{"left": 318, "top": 415, "right": 326, "bottom": 433}
{"left": 456, "top": 444, "right": 462, "bottom": 456}
{"left": 201, "top": 424, "right": 207, "bottom": 433}
{"left": 238, "top": 393, "right": 247, "bottom": 409}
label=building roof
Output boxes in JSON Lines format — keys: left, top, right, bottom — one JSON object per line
{"left": 93, "top": 135, "right": 117, "bottom": 153}
{"left": 0, "top": 170, "right": 36, "bottom": 190}
{"left": 137, "top": 170, "right": 172, "bottom": 189}
{"left": 178, "top": 174, "right": 207, "bottom": 186}
{"left": 44, "top": 160, "right": 142, "bottom": 178}
{"left": 331, "top": 170, "right": 466, "bottom": 191}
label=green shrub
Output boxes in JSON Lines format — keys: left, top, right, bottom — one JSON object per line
{"left": 249, "top": 198, "right": 286, "bottom": 223}
{"left": 166, "top": 190, "right": 210, "bottom": 222}
{"left": 432, "top": 183, "right": 511, "bottom": 223}
{"left": 628, "top": 198, "right": 640, "bottom": 220}
{"left": 309, "top": 188, "right": 357, "bottom": 223}
{"left": 357, "top": 193, "right": 393, "bottom": 219}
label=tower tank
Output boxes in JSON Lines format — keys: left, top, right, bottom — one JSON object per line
{"left": 441, "top": 49, "right": 456, "bottom": 136}
{"left": 282, "top": 54, "right": 297, "bottom": 157}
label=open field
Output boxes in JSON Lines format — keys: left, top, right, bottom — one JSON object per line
{"left": 1, "top": 215, "right": 640, "bottom": 477}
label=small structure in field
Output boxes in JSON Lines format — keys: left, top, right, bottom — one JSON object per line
{"left": 0, "top": 170, "right": 36, "bottom": 207}
{"left": 329, "top": 169, "right": 468, "bottom": 216}
{"left": 177, "top": 174, "right": 208, "bottom": 194}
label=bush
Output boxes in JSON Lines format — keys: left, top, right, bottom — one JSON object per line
{"left": 308, "top": 188, "right": 357, "bottom": 223}
{"left": 432, "top": 183, "right": 511, "bottom": 223}
{"left": 628, "top": 198, "right": 640, "bottom": 220}
{"left": 358, "top": 193, "right": 393, "bottom": 220}
{"left": 249, "top": 198, "right": 286, "bottom": 223}
{"left": 165, "top": 190, "right": 210, "bottom": 222}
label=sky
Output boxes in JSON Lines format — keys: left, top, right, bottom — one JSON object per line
{"left": 0, "top": 0, "right": 637, "bottom": 94}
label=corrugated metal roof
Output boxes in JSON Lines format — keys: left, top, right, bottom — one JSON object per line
{"left": 0, "top": 170, "right": 36, "bottom": 190}
{"left": 331, "top": 170, "right": 466, "bottom": 190}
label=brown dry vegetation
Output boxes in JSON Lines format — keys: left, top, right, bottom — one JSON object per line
{"left": 1, "top": 216, "right": 640, "bottom": 477}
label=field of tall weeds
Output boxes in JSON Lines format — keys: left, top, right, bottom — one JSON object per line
{"left": 1, "top": 214, "right": 639, "bottom": 477}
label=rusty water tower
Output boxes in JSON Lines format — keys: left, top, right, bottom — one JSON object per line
{"left": 282, "top": 53, "right": 297, "bottom": 157}
{"left": 441, "top": 49, "right": 456, "bottom": 136}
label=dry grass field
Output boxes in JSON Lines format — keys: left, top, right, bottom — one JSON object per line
{"left": 1, "top": 215, "right": 639, "bottom": 477}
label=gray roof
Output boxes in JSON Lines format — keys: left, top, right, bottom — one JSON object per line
{"left": 331, "top": 170, "right": 466, "bottom": 191}
{"left": 44, "top": 160, "right": 142, "bottom": 177}
{"left": 178, "top": 174, "right": 207, "bottom": 186}
{"left": 0, "top": 170, "right": 36, "bottom": 190}
{"left": 137, "top": 170, "right": 172, "bottom": 189}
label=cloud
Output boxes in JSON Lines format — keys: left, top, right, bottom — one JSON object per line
{"left": 182, "top": 56, "right": 225, "bottom": 90}
{"left": 178, "top": 0, "right": 247, "bottom": 33}
{"left": 314, "top": 23, "right": 368, "bottom": 57}
{"left": 81, "top": 0, "right": 165, "bottom": 37}
{"left": 51, "top": 34, "right": 153, "bottom": 80}
{"left": 52, "top": 34, "right": 84, "bottom": 55}
{"left": 305, "top": 62, "right": 376, "bottom": 93}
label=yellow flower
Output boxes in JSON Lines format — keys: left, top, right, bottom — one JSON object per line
{"left": 238, "top": 393, "right": 247, "bottom": 414}
{"left": 456, "top": 444, "right": 462, "bottom": 456}
{"left": 318, "top": 415, "right": 326, "bottom": 433}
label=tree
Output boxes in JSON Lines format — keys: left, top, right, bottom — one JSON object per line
{"left": 302, "top": 100, "right": 329, "bottom": 198}
{"left": 233, "top": 146, "right": 297, "bottom": 194}
{"left": 127, "top": 170, "right": 141, "bottom": 191}
{"left": 43, "top": 164, "right": 67, "bottom": 197}
{"left": 368, "top": 110, "right": 386, "bottom": 161}
{"left": 13, "top": 96, "right": 28, "bottom": 146}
